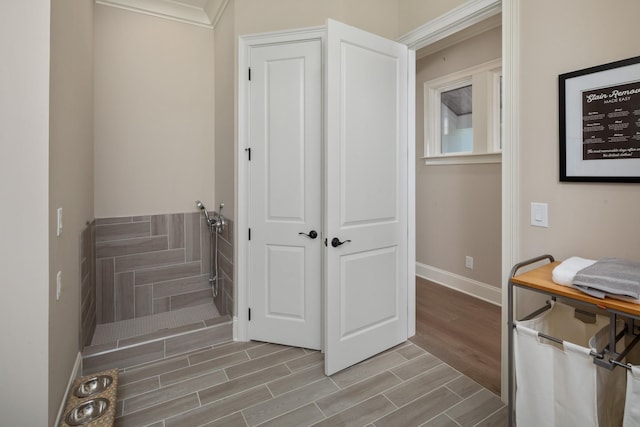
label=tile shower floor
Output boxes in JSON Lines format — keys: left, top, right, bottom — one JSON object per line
{"left": 113, "top": 340, "right": 507, "bottom": 427}
{"left": 92, "top": 303, "right": 220, "bottom": 346}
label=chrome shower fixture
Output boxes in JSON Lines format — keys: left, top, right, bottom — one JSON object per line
{"left": 195, "top": 200, "right": 211, "bottom": 223}
{"left": 195, "top": 200, "right": 225, "bottom": 233}
{"left": 214, "top": 202, "right": 225, "bottom": 234}
{"left": 196, "top": 200, "right": 226, "bottom": 299}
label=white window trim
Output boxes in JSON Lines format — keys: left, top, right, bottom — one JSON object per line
{"left": 423, "top": 58, "right": 502, "bottom": 165}
{"left": 489, "top": 69, "right": 503, "bottom": 153}
{"left": 423, "top": 151, "right": 501, "bottom": 165}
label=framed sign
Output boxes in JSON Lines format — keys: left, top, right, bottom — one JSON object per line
{"left": 559, "top": 55, "right": 640, "bottom": 182}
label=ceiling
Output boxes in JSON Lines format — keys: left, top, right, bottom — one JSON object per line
{"left": 441, "top": 85, "right": 472, "bottom": 116}
{"left": 96, "top": 0, "right": 228, "bottom": 28}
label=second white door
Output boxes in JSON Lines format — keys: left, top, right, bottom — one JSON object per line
{"left": 324, "top": 19, "right": 408, "bottom": 375}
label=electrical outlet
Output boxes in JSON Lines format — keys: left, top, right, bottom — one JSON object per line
{"left": 465, "top": 256, "right": 474, "bottom": 269}
{"left": 56, "top": 271, "right": 62, "bottom": 301}
{"left": 57, "top": 207, "right": 63, "bottom": 236}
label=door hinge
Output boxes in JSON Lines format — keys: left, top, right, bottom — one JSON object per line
{"left": 248, "top": 228, "right": 251, "bottom": 240}
{"left": 245, "top": 147, "right": 251, "bottom": 161}
{"left": 248, "top": 67, "right": 251, "bottom": 81}
{"left": 248, "top": 308, "right": 251, "bottom": 321}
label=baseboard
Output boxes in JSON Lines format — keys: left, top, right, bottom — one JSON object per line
{"left": 233, "top": 316, "right": 239, "bottom": 341}
{"left": 416, "top": 262, "right": 501, "bottom": 306}
{"left": 55, "top": 352, "right": 83, "bottom": 426}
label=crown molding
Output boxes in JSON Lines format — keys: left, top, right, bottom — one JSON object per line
{"left": 397, "top": 0, "right": 501, "bottom": 50}
{"left": 415, "top": 13, "right": 501, "bottom": 59}
{"left": 96, "top": 0, "right": 228, "bottom": 29}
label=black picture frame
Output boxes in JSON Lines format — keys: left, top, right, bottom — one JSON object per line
{"left": 559, "top": 55, "right": 640, "bottom": 183}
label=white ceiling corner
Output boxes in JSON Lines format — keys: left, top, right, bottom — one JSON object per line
{"left": 96, "top": 0, "right": 228, "bottom": 29}
{"left": 204, "top": 0, "right": 228, "bottom": 28}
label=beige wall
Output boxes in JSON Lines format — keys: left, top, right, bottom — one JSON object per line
{"left": 518, "top": 0, "right": 640, "bottom": 263}
{"left": 234, "top": 0, "right": 399, "bottom": 39}
{"left": 0, "top": 2, "right": 51, "bottom": 426}
{"left": 214, "top": 0, "right": 236, "bottom": 218}
{"left": 94, "top": 4, "right": 215, "bottom": 217}
{"left": 49, "top": 0, "right": 95, "bottom": 422}
{"left": 416, "top": 27, "right": 502, "bottom": 287}
{"left": 398, "top": 0, "right": 468, "bottom": 36}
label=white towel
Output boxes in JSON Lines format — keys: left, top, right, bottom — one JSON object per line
{"left": 552, "top": 257, "right": 597, "bottom": 286}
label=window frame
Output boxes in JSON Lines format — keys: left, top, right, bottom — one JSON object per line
{"left": 423, "top": 58, "right": 502, "bottom": 165}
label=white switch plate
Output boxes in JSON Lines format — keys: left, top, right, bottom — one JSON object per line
{"left": 56, "top": 271, "right": 62, "bottom": 300}
{"left": 56, "top": 207, "right": 63, "bottom": 236}
{"left": 530, "top": 202, "right": 549, "bottom": 227}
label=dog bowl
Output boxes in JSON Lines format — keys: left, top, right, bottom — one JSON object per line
{"left": 65, "top": 398, "right": 110, "bottom": 426}
{"left": 73, "top": 375, "right": 113, "bottom": 398}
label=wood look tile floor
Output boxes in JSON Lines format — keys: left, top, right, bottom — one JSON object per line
{"left": 411, "top": 278, "right": 502, "bottom": 395}
{"left": 112, "top": 340, "right": 506, "bottom": 427}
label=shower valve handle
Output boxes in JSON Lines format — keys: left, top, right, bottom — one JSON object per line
{"left": 299, "top": 230, "right": 318, "bottom": 239}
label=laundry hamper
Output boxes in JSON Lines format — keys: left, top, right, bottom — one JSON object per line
{"left": 514, "top": 301, "right": 626, "bottom": 427}
{"left": 623, "top": 341, "right": 640, "bottom": 427}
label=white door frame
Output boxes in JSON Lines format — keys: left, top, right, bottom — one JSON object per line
{"left": 398, "top": 0, "right": 515, "bottom": 404}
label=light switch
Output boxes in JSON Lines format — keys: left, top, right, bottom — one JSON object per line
{"left": 530, "top": 202, "right": 548, "bottom": 228}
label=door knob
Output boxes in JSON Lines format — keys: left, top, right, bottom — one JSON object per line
{"left": 331, "top": 237, "right": 351, "bottom": 247}
{"left": 299, "top": 230, "right": 318, "bottom": 239}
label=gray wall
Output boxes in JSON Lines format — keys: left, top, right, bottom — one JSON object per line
{"left": 95, "top": 213, "right": 214, "bottom": 323}
{"left": 416, "top": 27, "right": 502, "bottom": 288}
{"left": 93, "top": 212, "right": 234, "bottom": 327}
{"left": 81, "top": 222, "right": 96, "bottom": 348}
{"left": 49, "top": 0, "right": 95, "bottom": 424}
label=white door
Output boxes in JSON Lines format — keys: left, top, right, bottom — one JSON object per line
{"left": 324, "top": 20, "right": 408, "bottom": 375}
{"left": 248, "top": 40, "right": 322, "bottom": 350}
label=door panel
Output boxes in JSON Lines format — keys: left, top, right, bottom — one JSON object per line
{"left": 342, "top": 44, "right": 398, "bottom": 225}
{"left": 341, "top": 247, "right": 398, "bottom": 336}
{"left": 266, "top": 58, "right": 306, "bottom": 220}
{"left": 266, "top": 245, "right": 305, "bottom": 318}
{"left": 249, "top": 40, "right": 322, "bottom": 350}
{"left": 325, "top": 19, "right": 408, "bottom": 375}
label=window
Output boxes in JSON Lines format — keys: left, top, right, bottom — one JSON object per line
{"left": 424, "top": 58, "right": 502, "bottom": 165}
{"left": 441, "top": 83, "right": 473, "bottom": 154}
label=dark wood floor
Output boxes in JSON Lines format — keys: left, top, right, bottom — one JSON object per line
{"left": 411, "top": 277, "right": 502, "bottom": 395}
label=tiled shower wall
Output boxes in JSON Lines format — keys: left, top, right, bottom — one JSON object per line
{"left": 95, "top": 212, "right": 233, "bottom": 323}
{"left": 80, "top": 221, "right": 96, "bottom": 348}
{"left": 214, "top": 218, "right": 234, "bottom": 317}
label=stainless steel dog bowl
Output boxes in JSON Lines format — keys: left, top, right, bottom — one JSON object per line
{"left": 73, "top": 374, "right": 113, "bottom": 398}
{"left": 65, "top": 398, "right": 110, "bottom": 425}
